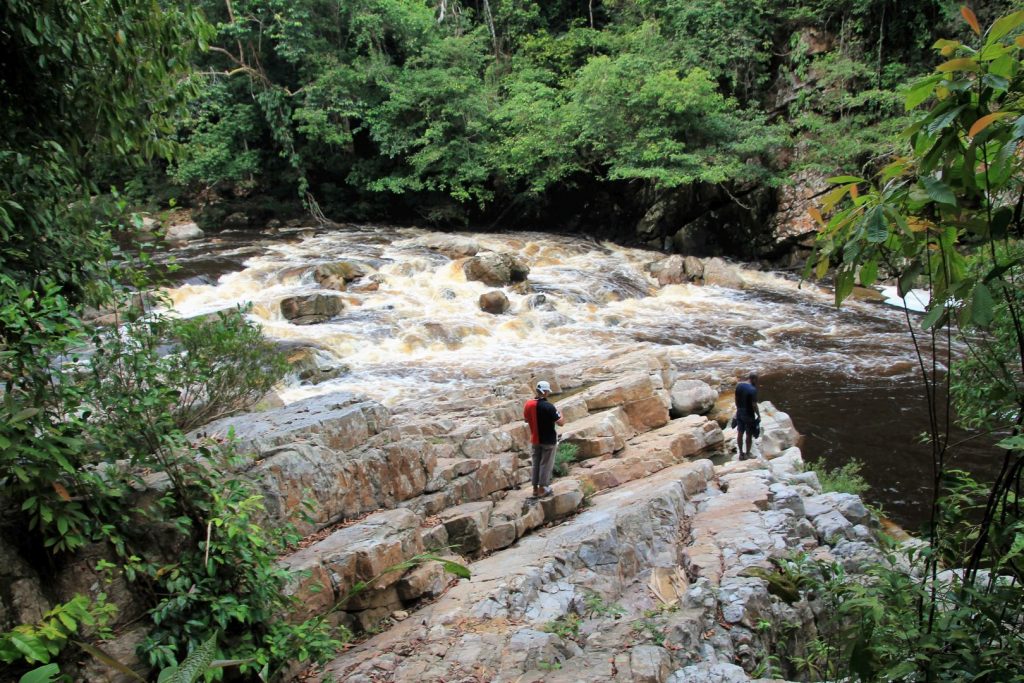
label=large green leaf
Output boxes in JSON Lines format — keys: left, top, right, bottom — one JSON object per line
{"left": 921, "top": 176, "right": 957, "bottom": 206}
{"left": 987, "top": 10, "right": 1024, "bottom": 43}
{"left": 970, "top": 283, "right": 995, "bottom": 327}
{"left": 904, "top": 75, "right": 941, "bottom": 110}
{"left": 864, "top": 207, "right": 888, "bottom": 243}
{"left": 19, "top": 665, "right": 60, "bottom": 683}
{"left": 162, "top": 634, "right": 218, "bottom": 683}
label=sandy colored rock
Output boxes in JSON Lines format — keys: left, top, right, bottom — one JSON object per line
{"left": 560, "top": 407, "right": 634, "bottom": 459}
{"left": 165, "top": 221, "right": 203, "bottom": 241}
{"left": 670, "top": 379, "right": 718, "bottom": 417}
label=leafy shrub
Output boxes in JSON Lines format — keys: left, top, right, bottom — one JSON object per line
{"left": 0, "top": 596, "right": 115, "bottom": 666}
{"left": 553, "top": 442, "right": 579, "bottom": 477}
{"left": 806, "top": 457, "right": 869, "bottom": 496}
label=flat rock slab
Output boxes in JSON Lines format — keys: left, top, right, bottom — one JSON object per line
{"left": 195, "top": 392, "right": 390, "bottom": 456}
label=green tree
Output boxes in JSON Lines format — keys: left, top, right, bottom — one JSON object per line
{"left": 807, "top": 8, "right": 1024, "bottom": 679}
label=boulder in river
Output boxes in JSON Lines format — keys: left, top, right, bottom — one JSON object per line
{"left": 287, "top": 347, "right": 349, "bottom": 384}
{"left": 702, "top": 257, "right": 745, "bottom": 289}
{"left": 479, "top": 290, "right": 510, "bottom": 315}
{"left": 648, "top": 254, "right": 687, "bottom": 286}
{"left": 463, "top": 252, "right": 529, "bottom": 286}
{"left": 314, "top": 260, "right": 372, "bottom": 291}
{"left": 280, "top": 294, "right": 343, "bottom": 325}
{"left": 165, "top": 221, "right": 204, "bottom": 242}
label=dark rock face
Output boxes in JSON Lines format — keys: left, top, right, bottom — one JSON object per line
{"left": 463, "top": 252, "right": 530, "bottom": 286}
{"left": 479, "top": 290, "right": 510, "bottom": 314}
{"left": 280, "top": 294, "right": 343, "bottom": 324}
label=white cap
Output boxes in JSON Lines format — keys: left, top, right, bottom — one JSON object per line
{"left": 536, "top": 380, "right": 552, "bottom": 394}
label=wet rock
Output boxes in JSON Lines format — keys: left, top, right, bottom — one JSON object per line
{"left": 526, "top": 293, "right": 554, "bottom": 310}
{"left": 314, "top": 260, "right": 373, "bottom": 290}
{"left": 683, "top": 256, "right": 705, "bottom": 281}
{"left": 280, "top": 293, "right": 343, "bottom": 324}
{"left": 139, "top": 216, "right": 159, "bottom": 232}
{"left": 165, "top": 221, "right": 204, "bottom": 242}
{"left": 463, "top": 252, "right": 530, "bottom": 286}
{"left": 648, "top": 255, "right": 687, "bottom": 286}
{"left": 412, "top": 234, "right": 481, "bottom": 258}
{"left": 670, "top": 380, "right": 718, "bottom": 417}
{"left": 223, "top": 211, "right": 250, "bottom": 229}
{"left": 702, "top": 258, "right": 745, "bottom": 289}
{"left": 479, "top": 290, "right": 511, "bottom": 314}
{"left": 286, "top": 347, "right": 349, "bottom": 384}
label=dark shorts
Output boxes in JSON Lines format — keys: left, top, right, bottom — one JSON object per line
{"left": 736, "top": 416, "right": 760, "bottom": 438}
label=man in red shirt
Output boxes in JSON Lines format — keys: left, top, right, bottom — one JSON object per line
{"left": 523, "top": 380, "right": 565, "bottom": 498}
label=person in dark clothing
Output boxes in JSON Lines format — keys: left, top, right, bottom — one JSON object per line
{"left": 734, "top": 372, "right": 760, "bottom": 460}
{"left": 523, "top": 380, "right": 564, "bottom": 497}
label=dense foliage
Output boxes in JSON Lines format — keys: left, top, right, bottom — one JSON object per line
{"left": 164, "top": 0, "right": 1011, "bottom": 227}
{"left": 807, "top": 8, "right": 1024, "bottom": 680}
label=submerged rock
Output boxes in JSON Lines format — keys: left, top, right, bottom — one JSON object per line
{"left": 479, "top": 290, "right": 511, "bottom": 314}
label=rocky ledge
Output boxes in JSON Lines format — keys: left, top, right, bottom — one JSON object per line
{"left": 48, "top": 348, "right": 881, "bottom": 682}
{"left": 305, "top": 396, "right": 877, "bottom": 682}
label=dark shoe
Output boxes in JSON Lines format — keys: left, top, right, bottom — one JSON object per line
{"left": 540, "top": 486, "right": 554, "bottom": 498}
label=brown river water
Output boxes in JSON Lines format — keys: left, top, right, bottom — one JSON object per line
{"left": 159, "top": 224, "right": 998, "bottom": 531}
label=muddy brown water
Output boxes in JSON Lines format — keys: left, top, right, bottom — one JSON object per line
{"left": 157, "top": 225, "right": 1001, "bottom": 530}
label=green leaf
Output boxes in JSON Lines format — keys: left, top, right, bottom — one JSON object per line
{"left": 9, "top": 634, "right": 50, "bottom": 663}
{"left": 165, "top": 634, "right": 218, "bottom": 683}
{"left": 921, "top": 176, "right": 957, "bottom": 206}
{"left": 921, "top": 304, "right": 947, "bottom": 330}
{"left": 926, "top": 105, "right": 966, "bottom": 136}
{"left": 827, "top": 175, "right": 867, "bottom": 184}
{"left": 905, "top": 76, "right": 940, "bottom": 110}
{"left": 970, "top": 283, "right": 995, "bottom": 327}
{"left": 864, "top": 207, "right": 888, "bottom": 243}
{"left": 987, "top": 10, "right": 1024, "bottom": 43}
{"left": 859, "top": 260, "right": 879, "bottom": 287}
{"left": 439, "top": 559, "right": 471, "bottom": 579}
{"left": 19, "top": 664, "right": 61, "bottom": 683}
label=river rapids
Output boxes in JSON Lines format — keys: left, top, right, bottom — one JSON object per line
{"left": 162, "top": 224, "right": 988, "bottom": 528}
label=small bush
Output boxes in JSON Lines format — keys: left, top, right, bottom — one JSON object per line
{"left": 806, "top": 458, "right": 868, "bottom": 496}
{"left": 553, "top": 442, "right": 579, "bottom": 477}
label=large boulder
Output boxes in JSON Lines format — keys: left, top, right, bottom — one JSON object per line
{"left": 280, "top": 294, "right": 343, "bottom": 325}
{"left": 701, "top": 258, "right": 745, "bottom": 289}
{"left": 314, "top": 261, "right": 372, "bottom": 291}
{"left": 647, "top": 255, "right": 686, "bottom": 286}
{"left": 165, "top": 221, "right": 204, "bottom": 242}
{"left": 463, "top": 252, "right": 529, "bottom": 286}
{"left": 670, "top": 380, "right": 718, "bottom": 417}
{"left": 758, "top": 401, "right": 800, "bottom": 457}
{"left": 479, "top": 290, "right": 510, "bottom": 315}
